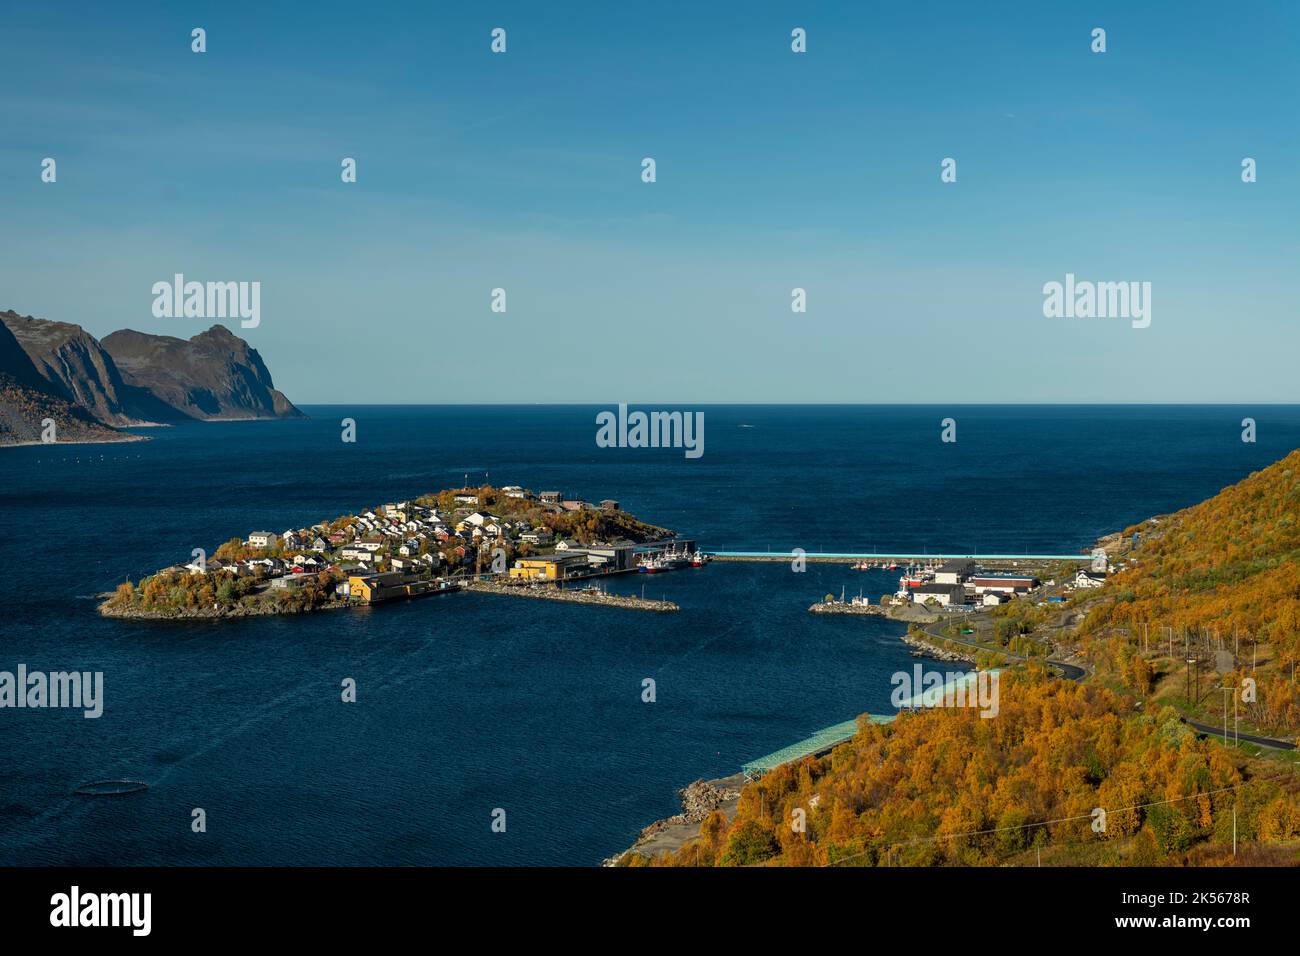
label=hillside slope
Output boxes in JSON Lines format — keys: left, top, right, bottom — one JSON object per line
{"left": 1083, "top": 449, "right": 1300, "bottom": 645}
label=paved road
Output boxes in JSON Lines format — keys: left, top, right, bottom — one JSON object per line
{"left": 917, "top": 620, "right": 1086, "bottom": 682}
{"left": 920, "top": 620, "right": 1295, "bottom": 750}
{"left": 1184, "top": 718, "right": 1296, "bottom": 752}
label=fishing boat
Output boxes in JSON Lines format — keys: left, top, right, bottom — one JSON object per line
{"left": 899, "top": 564, "right": 928, "bottom": 589}
{"left": 691, "top": 551, "right": 710, "bottom": 567}
{"left": 851, "top": 560, "right": 872, "bottom": 570}
{"left": 659, "top": 544, "right": 690, "bottom": 570}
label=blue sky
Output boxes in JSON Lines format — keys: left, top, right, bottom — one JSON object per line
{"left": 2, "top": 1, "right": 1297, "bottom": 403}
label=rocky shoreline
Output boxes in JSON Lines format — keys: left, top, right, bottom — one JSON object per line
{"left": 604, "top": 776, "right": 743, "bottom": 865}
{"left": 902, "top": 631, "right": 978, "bottom": 663}
{"left": 97, "top": 595, "right": 351, "bottom": 620}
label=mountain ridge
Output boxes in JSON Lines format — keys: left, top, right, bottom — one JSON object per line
{"left": 0, "top": 315, "right": 134, "bottom": 445}
{"left": 0, "top": 309, "right": 304, "bottom": 445}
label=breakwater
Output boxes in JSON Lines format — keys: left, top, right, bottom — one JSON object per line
{"left": 462, "top": 579, "right": 679, "bottom": 612}
{"left": 809, "top": 600, "right": 886, "bottom": 616}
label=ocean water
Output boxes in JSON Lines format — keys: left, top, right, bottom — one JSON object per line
{"left": 1, "top": 405, "right": 1297, "bottom": 866}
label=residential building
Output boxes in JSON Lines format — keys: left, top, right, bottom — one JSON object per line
{"left": 1074, "top": 569, "right": 1106, "bottom": 589}
{"left": 910, "top": 583, "right": 968, "bottom": 607}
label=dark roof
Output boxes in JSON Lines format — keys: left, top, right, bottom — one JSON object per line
{"left": 938, "top": 560, "right": 976, "bottom": 573}
{"left": 912, "top": 583, "right": 966, "bottom": 597}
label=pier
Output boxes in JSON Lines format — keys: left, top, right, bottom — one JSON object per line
{"left": 741, "top": 671, "right": 991, "bottom": 780}
{"left": 742, "top": 716, "right": 894, "bottom": 780}
{"left": 709, "top": 550, "right": 1092, "bottom": 563}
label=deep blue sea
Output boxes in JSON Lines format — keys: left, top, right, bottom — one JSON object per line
{"left": 2, "top": 405, "right": 1298, "bottom": 866}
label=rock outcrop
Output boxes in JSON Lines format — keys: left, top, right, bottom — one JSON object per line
{"left": 101, "top": 325, "right": 303, "bottom": 421}
{"left": 1, "top": 310, "right": 146, "bottom": 425}
{"left": 0, "top": 318, "right": 135, "bottom": 445}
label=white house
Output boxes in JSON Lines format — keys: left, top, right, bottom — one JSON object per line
{"left": 1074, "top": 569, "right": 1106, "bottom": 589}
{"left": 248, "top": 531, "right": 279, "bottom": 550}
{"left": 911, "top": 583, "right": 967, "bottom": 607}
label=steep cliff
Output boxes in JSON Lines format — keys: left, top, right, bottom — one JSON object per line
{"left": 101, "top": 325, "right": 304, "bottom": 421}
{"left": 0, "top": 318, "right": 134, "bottom": 445}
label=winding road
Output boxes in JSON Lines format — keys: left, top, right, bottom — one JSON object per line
{"left": 918, "top": 618, "right": 1294, "bottom": 750}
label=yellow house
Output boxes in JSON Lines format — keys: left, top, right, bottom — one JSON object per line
{"left": 348, "top": 572, "right": 409, "bottom": 603}
{"left": 348, "top": 574, "right": 379, "bottom": 603}
{"left": 509, "top": 554, "right": 587, "bottom": 582}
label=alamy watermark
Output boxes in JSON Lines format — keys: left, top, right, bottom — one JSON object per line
{"left": 0, "top": 665, "right": 103, "bottom": 718}
{"left": 50, "top": 886, "right": 150, "bottom": 936}
{"left": 151, "top": 274, "right": 260, "bottom": 328}
{"left": 1042, "top": 273, "right": 1150, "bottom": 329}
{"left": 891, "top": 665, "right": 999, "bottom": 718}
{"left": 596, "top": 403, "right": 704, "bottom": 459}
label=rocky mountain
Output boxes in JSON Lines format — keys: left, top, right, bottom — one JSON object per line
{"left": 1, "top": 309, "right": 304, "bottom": 444}
{"left": 101, "top": 325, "right": 304, "bottom": 421}
{"left": 0, "top": 317, "right": 134, "bottom": 446}
{"left": 1, "top": 310, "right": 143, "bottom": 425}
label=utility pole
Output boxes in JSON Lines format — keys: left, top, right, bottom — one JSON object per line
{"left": 1219, "top": 686, "right": 1230, "bottom": 744}
{"left": 1233, "top": 807, "right": 1237, "bottom": 856}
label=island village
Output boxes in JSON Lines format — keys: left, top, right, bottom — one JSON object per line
{"left": 100, "top": 484, "right": 697, "bottom": 618}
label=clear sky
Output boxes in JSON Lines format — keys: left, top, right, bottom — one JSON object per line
{"left": 2, "top": 1, "right": 1297, "bottom": 404}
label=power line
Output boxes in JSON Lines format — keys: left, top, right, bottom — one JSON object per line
{"left": 822, "top": 770, "right": 1298, "bottom": 867}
